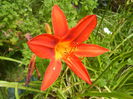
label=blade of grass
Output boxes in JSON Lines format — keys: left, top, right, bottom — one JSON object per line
{"left": 0, "top": 81, "right": 44, "bottom": 93}
{"left": 15, "top": 83, "right": 19, "bottom": 99}
{"left": 0, "top": 56, "right": 22, "bottom": 64}
{"left": 110, "top": 20, "right": 126, "bottom": 43}
{"left": 79, "top": 91, "right": 133, "bottom": 99}
{"left": 109, "top": 33, "right": 133, "bottom": 57}
{"left": 112, "top": 67, "right": 133, "bottom": 90}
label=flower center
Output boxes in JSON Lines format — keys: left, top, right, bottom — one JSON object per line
{"left": 55, "top": 42, "right": 75, "bottom": 59}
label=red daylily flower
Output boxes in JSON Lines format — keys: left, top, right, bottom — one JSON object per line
{"left": 27, "top": 5, "right": 109, "bottom": 91}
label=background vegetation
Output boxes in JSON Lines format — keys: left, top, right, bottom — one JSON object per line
{"left": 0, "top": 0, "right": 133, "bottom": 99}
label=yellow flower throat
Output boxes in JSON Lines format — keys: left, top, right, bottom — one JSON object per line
{"left": 55, "top": 42, "right": 75, "bottom": 59}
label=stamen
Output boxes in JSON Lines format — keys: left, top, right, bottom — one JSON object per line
{"left": 55, "top": 41, "right": 77, "bottom": 59}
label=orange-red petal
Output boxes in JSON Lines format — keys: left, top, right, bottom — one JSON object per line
{"left": 64, "top": 55, "right": 92, "bottom": 84}
{"left": 28, "top": 34, "right": 59, "bottom": 48}
{"left": 41, "top": 59, "right": 62, "bottom": 91}
{"left": 52, "top": 5, "right": 68, "bottom": 37}
{"left": 27, "top": 34, "right": 58, "bottom": 59}
{"left": 74, "top": 44, "right": 109, "bottom": 57}
{"left": 62, "top": 15, "right": 97, "bottom": 43}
